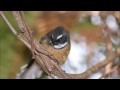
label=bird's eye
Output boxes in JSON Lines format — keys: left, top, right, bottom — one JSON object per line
{"left": 59, "top": 37, "right": 62, "bottom": 41}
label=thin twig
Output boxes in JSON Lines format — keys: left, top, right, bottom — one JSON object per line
{"left": 99, "top": 65, "right": 118, "bottom": 79}
{"left": 38, "top": 54, "right": 55, "bottom": 79}
{"left": 0, "top": 11, "right": 18, "bottom": 36}
{"left": 20, "top": 11, "right": 35, "bottom": 59}
{"left": 67, "top": 52, "right": 117, "bottom": 79}
{"left": 11, "top": 11, "right": 31, "bottom": 41}
{"left": 0, "top": 11, "right": 31, "bottom": 49}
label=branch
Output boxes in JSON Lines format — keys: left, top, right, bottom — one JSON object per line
{"left": 67, "top": 52, "right": 118, "bottom": 79}
{"left": 20, "top": 11, "right": 35, "bottom": 59}
{"left": 0, "top": 11, "right": 18, "bottom": 36}
{"left": 11, "top": 11, "right": 31, "bottom": 42}
{"left": 99, "top": 64, "right": 119, "bottom": 79}
{"left": 0, "top": 11, "right": 31, "bottom": 49}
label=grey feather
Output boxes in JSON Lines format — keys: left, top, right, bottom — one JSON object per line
{"left": 16, "top": 61, "right": 43, "bottom": 79}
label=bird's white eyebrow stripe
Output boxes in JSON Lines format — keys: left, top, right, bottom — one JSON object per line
{"left": 57, "top": 35, "right": 63, "bottom": 40}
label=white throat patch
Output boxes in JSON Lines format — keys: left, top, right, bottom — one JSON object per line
{"left": 53, "top": 42, "right": 68, "bottom": 49}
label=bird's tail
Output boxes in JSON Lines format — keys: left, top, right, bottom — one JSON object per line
{"left": 16, "top": 59, "right": 43, "bottom": 79}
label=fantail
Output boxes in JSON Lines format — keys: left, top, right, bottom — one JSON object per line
{"left": 16, "top": 26, "right": 71, "bottom": 79}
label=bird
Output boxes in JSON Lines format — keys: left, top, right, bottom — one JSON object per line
{"left": 16, "top": 26, "right": 71, "bottom": 79}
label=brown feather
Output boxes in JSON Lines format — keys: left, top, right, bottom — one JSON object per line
{"left": 40, "top": 39, "right": 70, "bottom": 65}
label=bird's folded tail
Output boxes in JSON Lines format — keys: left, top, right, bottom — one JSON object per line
{"left": 16, "top": 59, "right": 43, "bottom": 79}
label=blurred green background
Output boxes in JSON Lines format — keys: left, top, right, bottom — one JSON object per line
{"left": 0, "top": 11, "right": 39, "bottom": 78}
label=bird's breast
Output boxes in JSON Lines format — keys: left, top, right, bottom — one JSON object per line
{"left": 40, "top": 40, "right": 70, "bottom": 65}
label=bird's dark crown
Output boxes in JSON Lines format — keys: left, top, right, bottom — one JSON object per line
{"left": 50, "top": 26, "right": 70, "bottom": 49}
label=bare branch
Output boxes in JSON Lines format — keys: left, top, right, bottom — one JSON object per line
{"left": 67, "top": 52, "right": 117, "bottom": 79}
{"left": 0, "top": 11, "right": 18, "bottom": 36}
{"left": 20, "top": 11, "right": 35, "bottom": 59}
{"left": 99, "top": 64, "right": 119, "bottom": 79}
{"left": 0, "top": 11, "right": 31, "bottom": 50}
{"left": 11, "top": 11, "right": 31, "bottom": 41}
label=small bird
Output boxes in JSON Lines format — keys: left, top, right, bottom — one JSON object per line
{"left": 16, "top": 26, "right": 71, "bottom": 79}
